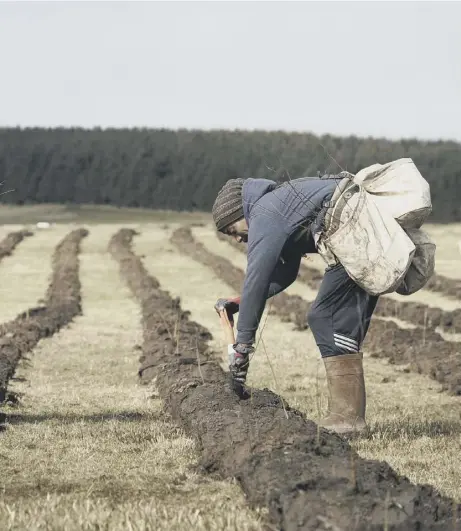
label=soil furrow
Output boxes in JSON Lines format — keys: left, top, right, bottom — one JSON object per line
{"left": 0, "top": 230, "right": 33, "bottom": 261}
{"left": 110, "top": 227, "right": 459, "bottom": 531}
{"left": 108, "top": 228, "right": 214, "bottom": 385}
{"left": 215, "top": 231, "right": 461, "bottom": 395}
{"left": 0, "top": 228, "right": 88, "bottom": 402}
{"left": 424, "top": 273, "right": 461, "bottom": 300}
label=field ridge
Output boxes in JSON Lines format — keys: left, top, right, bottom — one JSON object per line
{"left": 0, "top": 228, "right": 88, "bottom": 402}
{"left": 0, "top": 229, "right": 33, "bottom": 262}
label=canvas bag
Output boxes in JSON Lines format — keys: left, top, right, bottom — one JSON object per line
{"left": 316, "top": 159, "right": 434, "bottom": 295}
{"left": 317, "top": 180, "right": 416, "bottom": 296}
{"left": 353, "top": 158, "right": 435, "bottom": 294}
{"left": 353, "top": 158, "right": 432, "bottom": 229}
{"left": 396, "top": 228, "right": 436, "bottom": 295}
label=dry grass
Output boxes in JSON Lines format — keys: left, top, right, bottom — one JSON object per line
{"left": 0, "top": 224, "right": 262, "bottom": 530}
{"left": 0, "top": 225, "right": 70, "bottom": 322}
{"left": 425, "top": 223, "right": 461, "bottom": 279}
{"left": 1, "top": 215, "right": 461, "bottom": 529}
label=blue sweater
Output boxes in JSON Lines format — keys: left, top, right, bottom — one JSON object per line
{"left": 236, "top": 177, "right": 338, "bottom": 345}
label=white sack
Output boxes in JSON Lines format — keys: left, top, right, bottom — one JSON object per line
{"left": 353, "top": 158, "right": 432, "bottom": 229}
{"left": 396, "top": 228, "right": 436, "bottom": 295}
{"left": 319, "top": 183, "right": 416, "bottom": 296}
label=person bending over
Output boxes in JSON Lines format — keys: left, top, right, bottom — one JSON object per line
{"left": 212, "top": 177, "right": 378, "bottom": 435}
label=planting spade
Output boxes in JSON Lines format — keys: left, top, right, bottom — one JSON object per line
{"left": 219, "top": 308, "right": 235, "bottom": 345}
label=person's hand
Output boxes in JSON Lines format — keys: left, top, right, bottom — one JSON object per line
{"left": 214, "top": 297, "right": 240, "bottom": 324}
{"left": 228, "top": 342, "right": 253, "bottom": 400}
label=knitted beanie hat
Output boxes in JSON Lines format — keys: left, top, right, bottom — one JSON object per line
{"left": 212, "top": 178, "right": 245, "bottom": 232}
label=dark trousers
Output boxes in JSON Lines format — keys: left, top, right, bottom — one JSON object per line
{"left": 307, "top": 263, "right": 378, "bottom": 357}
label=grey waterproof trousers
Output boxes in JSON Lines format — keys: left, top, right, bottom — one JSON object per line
{"left": 307, "top": 263, "right": 378, "bottom": 357}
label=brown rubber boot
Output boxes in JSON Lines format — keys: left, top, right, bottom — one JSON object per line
{"left": 319, "top": 352, "right": 367, "bottom": 435}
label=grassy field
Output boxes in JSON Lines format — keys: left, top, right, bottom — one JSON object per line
{"left": 0, "top": 204, "right": 460, "bottom": 529}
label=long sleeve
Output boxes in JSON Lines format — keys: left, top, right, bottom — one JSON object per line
{"left": 267, "top": 255, "right": 301, "bottom": 298}
{"left": 236, "top": 217, "right": 288, "bottom": 345}
{"left": 234, "top": 176, "right": 336, "bottom": 345}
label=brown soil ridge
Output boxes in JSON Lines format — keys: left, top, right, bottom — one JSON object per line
{"left": 107, "top": 228, "right": 213, "bottom": 385}
{"left": 424, "top": 273, "right": 461, "bottom": 300}
{"left": 108, "top": 227, "right": 459, "bottom": 531}
{"left": 0, "top": 228, "right": 89, "bottom": 402}
{"left": 172, "top": 228, "right": 311, "bottom": 331}
{"left": 298, "top": 264, "right": 461, "bottom": 335}
{"left": 0, "top": 230, "right": 33, "bottom": 262}
{"left": 217, "top": 233, "right": 461, "bottom": 396}
{"left": 219, "top": 233, "right": 461, "bottom": 334}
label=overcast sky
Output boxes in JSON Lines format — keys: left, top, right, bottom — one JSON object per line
{"left": 0, "top": 1, "right": 460, "bottom": 141}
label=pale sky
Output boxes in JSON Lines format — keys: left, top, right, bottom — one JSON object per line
{"left": 1, "top": 1, "right": 460, "bottom": 141}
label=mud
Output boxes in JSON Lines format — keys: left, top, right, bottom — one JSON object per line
{"left": 110, "top": 227, "right": 459, "bottom": 531}
{"left": 0, "top": 229, "right": 88, "bottom": 402}
{"left": 375, "top": 298, "right": 461, "bottom": 332}
{"left": 0, "top": 230, "right": 33, "bottom": 261}
{"left": 213, "top": 230, "right": 461, "bottom": 395}
{"left": 108, "top": 228, "right": 214, "bottom": 384}
{"left": 425, "top": 273, "right": 461, "bottom": 300}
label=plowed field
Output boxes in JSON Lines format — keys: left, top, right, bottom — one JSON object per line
{"left": 0, "top": 209, "right": 460, "bottom": 530}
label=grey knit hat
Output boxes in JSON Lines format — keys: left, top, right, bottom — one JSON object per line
{"left": 212, "top": 178, "right": 245, "bottom": 232}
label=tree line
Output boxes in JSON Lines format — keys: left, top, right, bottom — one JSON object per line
{"left": 0, "top": 127, "right": 459, "bottom": 222}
